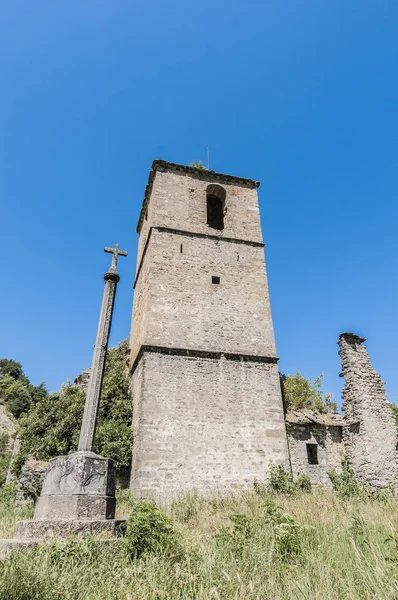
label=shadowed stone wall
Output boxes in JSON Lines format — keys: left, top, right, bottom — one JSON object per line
{"left": 339, "top": 333, "right": 398, "bottom": 489}
{"left": 286, "top": 411, "right": 343, "bottom": 487}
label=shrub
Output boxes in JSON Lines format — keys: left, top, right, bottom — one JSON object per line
{"left": 282, "top": 371, "right": 337, "bottom": 413}
{"left": 265, "top": 498, "right": 303, "bottom": 561}
{"left": 267, "top": 464, "right": 295, "bottom": 494}
{"left": 189, "top": 160, "right": 208, "bottom": 170}
{"left": 0, "top": 432, "right": 10, "bottom": 487}
{"left": 0, "top": 432, "right": 9, "bottom": 454}
{"left": 295, "top": 472, "right": 312, "bottom": 492}
{"left": 124, "top": 500, "right": 182, "bottom": 559}
{"left": 253, "top": 477, "right": 267, "bottom": 496}
{"left": 328, "top": 459, "right": 363, "bottom": 498}
{"left": 390, "top": 402, "right": 398, "bottom": 426}
{"left": 216, "top": 498, "right": 302, "bottom": 563}
{"left": 216, "top": 512, "right": 254, "bottom": 557}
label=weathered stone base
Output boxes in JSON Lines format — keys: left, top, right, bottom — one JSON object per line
{"left": 0, "top": 522, "right": 126, "bottom": 560}
{"left": 35, "top": 494, "right": 116, "bottom": 520}
{"left": 15, "top": 518, "right": 125, "bottom": 541}
{"left": 36, "top": 451, "right": 116, "bottom": 520}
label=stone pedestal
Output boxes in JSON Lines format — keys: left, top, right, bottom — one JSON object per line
{"left": 11, "top": 451, "right": 122, "bottom": 542}
{"left": 34, "top": 451, "right": 116, "bottom": 520}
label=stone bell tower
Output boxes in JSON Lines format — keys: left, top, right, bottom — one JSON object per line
{"left": 129, "top": 160, "right": 289, "bottom": 501}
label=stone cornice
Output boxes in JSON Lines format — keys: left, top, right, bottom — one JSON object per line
{"left": 130, "top": 345, "right": 278, "bottom": 375}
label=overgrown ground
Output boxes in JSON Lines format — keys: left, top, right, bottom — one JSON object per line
{"left": 1, "top": 477, "right": 398, "bottom": 600}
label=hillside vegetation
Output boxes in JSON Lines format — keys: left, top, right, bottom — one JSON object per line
{"left": 1, "top": 467, "right": 398, "bottom": 600}
{"left": 0, "top": 341, "right": 132, "bottom": 484}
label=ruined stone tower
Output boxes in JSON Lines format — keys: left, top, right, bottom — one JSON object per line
{"left": 339, "top": 333, "right": 398, "bottom": 489}
{"left": 129, "top": 160, "right": 290, "bottom": 500}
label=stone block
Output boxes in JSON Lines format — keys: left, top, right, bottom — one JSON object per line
{"left": 34, "top": 451, "right": 116, "bottom": 521}
{"left": 35, "top": 493, "right": 116, "bottom": 520}
{"left": 15, "top": 519, "right": 125, "bottom": 541}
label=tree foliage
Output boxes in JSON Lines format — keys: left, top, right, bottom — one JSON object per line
{"left": 0, "top": 359, "right": 47, "bottom": 418}
{"left": 16, "top": 340, "right": 132, "bottom": 471}
{"left": 281, "top": 371, "right": 337, "bottom": 413}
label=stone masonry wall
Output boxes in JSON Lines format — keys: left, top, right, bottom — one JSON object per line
{"left": 15, "top": 458, "right": 48, "bottom": 507}
{"left": 130, "top": 352, "right": 290, "bottom": 502}
{"left": 129, "top": 163, "right": 289, "bottom": 501}
{"left": 287, "top": 423, "right": 343, "bottom": 487}
{"left": 135, "top": 167, "right": 263, "bottom": 268}
{"left": 130, "top": 229, "right": 276, "bottom": 364}
{"left": 339, "top": 333, "right": 398, "bottom": 489}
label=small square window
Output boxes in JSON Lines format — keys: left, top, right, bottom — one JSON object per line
{"left": 212, "top": 276, "right": 220, "bottom": 285}
{"left": 306, "top": 443, "right": 318, "bottom": 465}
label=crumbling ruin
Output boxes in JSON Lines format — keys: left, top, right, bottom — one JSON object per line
{"left": 286, "top": 410, "right": 343, "bottom": 487}
{"left": 338, "top": 333, "right": 398, "bottom": 489}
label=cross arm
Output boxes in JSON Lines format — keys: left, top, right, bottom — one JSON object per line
{"left": 104, "top": 246, "right": 128, "bottom": 257}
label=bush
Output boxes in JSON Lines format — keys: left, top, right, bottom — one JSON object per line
{"left": 216, "top": 498, "right": 302, "bottom": 563}
{"left": 390, "top": 402, "right": 398, "bottom": 426}
{"left": 0, "top": 433, "right": 11, "bottom": 487}
{"left": 282, "top": 371, "right": 337, "bottom": 413}
{"left": 266, "top": 499, "right": 302, "bottom": 561}
{"left": 216, "top": 512, "right": 254, "bottom": 557}
{"left": 124, "top": 500, "right": 182, "bottom": 559}
{"left": 267, "top": 464, "right": 295, "bottom": 494}
{"left": 328, "top": 459, "right": 364, "bottom": 498}
{"left": 295, "top": 472, "right": 312, "bottom": 492}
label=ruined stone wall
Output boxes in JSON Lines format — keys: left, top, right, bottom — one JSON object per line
{"left": 339, "top": 333, "right": 398, "bottom": 489}
{"left": 130, "top": 352, "right": 289, "bottom": 502}
{"left": 15, "top": 458, "right": 48, "bottom": 507}
{"left": 286, "top": 423, "right": 343, "bottom": 487}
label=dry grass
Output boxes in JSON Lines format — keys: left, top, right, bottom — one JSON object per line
{"left": 1, "top": 484, "right": 398, "bottom": 599}
{"left": 0, "top": 486, "right": 32, "bottom": 538}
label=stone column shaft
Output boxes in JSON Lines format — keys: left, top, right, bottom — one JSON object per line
{"left": 78, "top": 271, "right": 119, "bottom": 452}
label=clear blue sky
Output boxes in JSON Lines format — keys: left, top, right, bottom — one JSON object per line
{"left": 1, "top": 1, "right": 397, "bottom": 408}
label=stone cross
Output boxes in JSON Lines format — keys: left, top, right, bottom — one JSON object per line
{"left": 104, "top": 244, "right": 128, "bottom": 273}
{"left": 78, "top": 244, "right": 128, "bottom": 452}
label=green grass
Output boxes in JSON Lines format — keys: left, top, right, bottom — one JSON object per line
{"left": 1, "top": 484, "right": 398, "bottom": 599}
